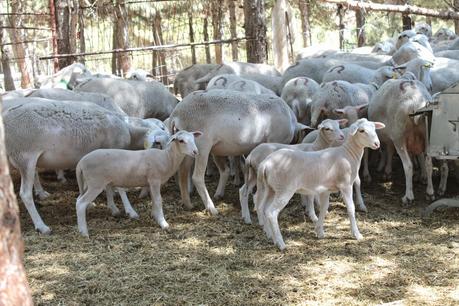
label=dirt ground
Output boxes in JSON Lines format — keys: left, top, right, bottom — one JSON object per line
{"left": 15, "top": 163, "right": 459, "bottom": 306}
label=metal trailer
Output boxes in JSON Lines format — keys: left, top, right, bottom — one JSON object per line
{"left": 416, "top": 82, "right": 459, "bottom": 216}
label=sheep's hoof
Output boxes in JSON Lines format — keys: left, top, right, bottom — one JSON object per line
{"left": 160, "top": 222, "right": 170, "bottom": 230}
{"left": 111, "top": 209, "right": 121, "bottom": 217}
{"left": 37, "top": 226, "right": 52, "bottom": 235}
{"left": 354, "top": 233, "right": 364, "bottom": 240}
{"left": 182, "top": 201, "right": 194, "bottom": 210}
{"left": 213, "top": 193, "right": 224, "bottom": 201}
{"left": 401, "top": 196, "right": 414, "bottom": 207}
{"left": 35, "top": 191, "right": 51, "bottom": 201}
{"left": 357, "top": 205, "right": 368, "bottom": 213}
{"left": 308, "top": 215, "right": 319, "bottom": 223}
{"left": 79, "top": 229, "right": 89, "bottom": 238}
{"left": 315, "top": 227, "right": 325, "bottom": 239}
{"left": 243, "top": 217, "right": 252, "bottom": 225}
{"left": 437, "top": 188, "right": 446, "bottom": 197}
{"left": 232, "top": 178, "right": 242, "bottom": 186}
{"left": 426, "top": 193, "right": 436, "bottom": 202}
{"left": 128, "top": 212, "right": 140, "bottom": 220}
{"left": 58, "top": 178, "right": 67, "bottom": 184}
{"left": 277, "top": 242, "right": 287, "bottom": 251}
{"left": 207, "top": 206, "right": 219, "bottom": 216}
{"left": 382, "top": 173, "right": 392, "bottom": 181}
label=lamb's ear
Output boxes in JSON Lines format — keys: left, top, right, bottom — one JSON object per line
{"left": 349, "top": 124, "right": 359, "bottom": 135}
{"left": 334, "top": 108, "right": 345, "bottom": 115}
{"left": 167, "top": 134, "right": 177, "bottom": 145}
{"left": 374, "top": 122, "right": 386, "bottom": 129}
{"left": 306, "top": 98, "right": 313, "bottom": 104}
{"left": 192, "top": 131, "right": 203, "bottom": 138}
{"left": 337, "top": 119, "right": 348, "bottom": 127}
{"left": 356, "top": 103, "right": 369, "bottom": 111}
{"left": 297, "top": 123, "right": 314, "bottom": 131}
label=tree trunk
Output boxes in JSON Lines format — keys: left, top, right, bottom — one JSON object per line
{"left": 153, "top": 10, "right": 168, "bottom": 84}
{"left": 455, "top": 0, "right": 459, "bottom": 34}
{"left": 0, "top": 96, "right": 33, "bottom": 306}
{"left": 8, "top": 0, "right": 33, "bottom": 88}
{"left": 112, "top": 0, "right": 131, "bottom": 76}
{"left": 55, "top": 0, "right": 77, "bottom": 69}
{"left": 203, "top": 6, "right": 212, "bottom": 64}
{"left": 0, "top": 21, "right": 15, "bottom": 91}
{"left": 211, "top": 0, "right": 223, "bottom": 64}
{"left": 243, "top": 0, "right": 267, "bottom": 63}
{"left": 69, "top": 0, "right": 78, "bottom": 58}
{"left": 355, "top": 8, "right": 365, "bottom": 47}
{"left": 228, "top": 0, "right": 238, "bottom": 61}
{"left": 402, "top": 13, "right": 412, "bottom": 30}
{"left": 188, "top": 9, "right": 197, "bottom": 64}
{"left": 337, "top": 4, "right": 345, "bottom": 50}
{"left": 298, "top": 0, "right": 311, "bottom": 47}
{"left": 78, "top": 0, "right": 86, "bottom": 64}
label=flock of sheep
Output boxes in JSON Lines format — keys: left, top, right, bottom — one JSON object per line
{"left": 2, "top": 22, "right": 459, "bottom": 250}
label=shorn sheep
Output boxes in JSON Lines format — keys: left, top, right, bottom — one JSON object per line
{"left": 75, "top": 130, "right": 202, "bottom": 237}
{"left": 255, "top": 119, "right": 385, "bottom": 250}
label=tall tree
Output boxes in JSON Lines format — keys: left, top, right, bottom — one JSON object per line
{"left": 355, "top": 8, "right": 365, "bottom": 47}
{"left": 8, "top": 0, "right": 33, "bottom": 88}
{"left": 298, "top": 0, "right": 311, "bottom": 47}
{"left": 211, "top": 0, "right": 223, "bottom": 64}
{"left": 228, "top": 0, "right": 239, "bottom": 61}
{"left": 0, "top": 96, "right": 33, "bottom": 306}
{"left": 112, "top": 0, "right": 131, "bottom": 76}
{"left": 0, "top": 20, "right": 15, "bottom": 91}
{"left": 54, "top": 0, "right": 78, "bottom": 68}
{"left": 203, "top": 4, "right": 212, "bottom": 64}
{"left": 455, "top": 0, "right": 459, "bottom": 34}
{"left": 243, "top": 0, "right": 267, "bottom": 63}
{"left": 152, "top": 9, "right": 167, "bottom": 84}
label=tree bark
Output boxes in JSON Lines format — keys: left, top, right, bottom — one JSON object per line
{"left": 0, "top": 21, "right": 15, "bottom": 91}
{"left": 8, "top": 0, "right": 33, "bottom": 88}
{"left": 55, "top": 0, "right": 77, "bottom": 69}
{"left": 243, "top": 0, "right": 267, "bottom": 63}
{"left": 112, "top": 0, "right": 131, "bottom": 76}
{"left": 211, "top": 0, "right": 223, "bottom": 64}
{"left": 152, "top": 10, "right": 167, "bottom": 84}
{"left": 228, "top": 0, "right": 239, "bottom": 61}
{"left": 0, "top": 96, "right": 33, "bottom": 306}
{"left": 338, "top": 4, "right": 345, "bottom": 50}
{"left": 298, "top": 0, "right": 311, "bottom": 47}
{"left": 203, "top": 6, "right": 212, "bottom": 64}
{"left": 78, "top": 0, "right": 86, "bottom": 64}
{"left": 356, "top": 8, "right": 365, "bottom": 47}
{"left": 455, "top": 0, "right": 459, "bottom": 34}
{"left": 188, "top": 9, "right": 196, "bottom": 64}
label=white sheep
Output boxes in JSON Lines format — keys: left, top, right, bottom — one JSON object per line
{"left": 322, "top": 64, "right": 397, "bottom": 86}
{"left": 255, "top": 119, "right": 385, "bottom": 250}
{"left": 280, "top": 77, "right": 320, "bottom": 124}
{"left": 239, "top": 119, "right": 346, "bottom": 225}
{"left": 75, "top": 130, "right": 202, "bottom": 237}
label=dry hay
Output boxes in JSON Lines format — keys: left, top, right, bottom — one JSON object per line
{"left": 15, "top": 163, "right": 459, "bottom": 306}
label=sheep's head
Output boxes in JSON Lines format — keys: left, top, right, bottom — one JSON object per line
{"left": 144, "top": 128, "right": 171, "bottom": 150}
{"left": 333, "top": 104, "right": 368, "bottom": 124}
{"left": 168, "top": 130, "right": 202, "bottom": 157}
{"left": 318, "top": 119, "right": 347, "bottom": 144}
{"left": 415, "top": 23, "right": 432, "bottom": 38}
{"left": 348, "top": 118, "right": 385, "bottom": 150}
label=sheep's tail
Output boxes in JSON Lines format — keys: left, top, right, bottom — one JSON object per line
{"left": 76, "top": 163, "right": 86, "bottom": 197}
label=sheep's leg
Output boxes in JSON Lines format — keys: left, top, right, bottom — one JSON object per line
{"left": 138, "top": 187, "right": 149, "bottom": 199}
{"left": 438, "top": 160, "right": 449, "bottom": 196}
{"left": 76, "top": 186, "right": 105, "bottom": 237}
{"left": 232, "top": 156, "right": 242, "bottom": 186}
{"left": 394, "top": 141, "right": 414, "bottom": 205}
{"left": 105, "top": 186, "right": 121, "bottom": 216}
{"left": 353, "top": 174, "right": 367, "bottom": 212}
{"left": 56, "top": 169, "right": 67, "bottom": 183}
{"left": 383, "top": 142, "right": 395, "bottom": 180}
{"left": 192, "top": 147, "right": 218, "bottom": 215}
{"left": 266, "top": 194, "right": 292, "bottom": 251}
{"left": 340, "top": 186, "right": 363, "bottom": 240}
{"left": 255, "top": 176, "right": 269, "bottom": 226}
{"left": 239, "top": 163, "right": 256, "bottom": 224}
{"left": 118, "top": 188, "right": 139, "bottom": 219}
{"left": 415, "top": 153, "right": 427, "bottom": 183}
{"left": 424, "top": 155, "right": 435, "bottom": 201}
{"left": 377, "top": 145, "right": 386, "bottom": 172}
{"left": 33, "top": 171, "right": 50, "bottom": 200}
{"left": 314, "top": 192, "right": 331, "bottom": 239}
{"left": 301, "top": 195, "right": 318, "bottom": 223}
{"left": 17, "top": 155, "right": 51, "bottom": 234}
{"left": 262, "top": 192, "right": 276, "bottom": 242}
{"left": 362, "top": 149, "right": 372, "bottom": 183}
{"left": 178, "top": 156, "right": 194, "bottom": 209}
{"left": 212, "top": 155, "right": 230, "bottom": 201}
{"left": 149, "top": 182, "right": 169, "bottom": 229}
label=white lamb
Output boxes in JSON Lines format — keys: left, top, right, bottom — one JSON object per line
{"left": 255, "top": 119, "right": 385, "bottom": 250}
{"left": 75, "top": 130, "right": 202, "bottom": 237}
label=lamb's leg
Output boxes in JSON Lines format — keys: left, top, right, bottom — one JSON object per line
{"left": 314, "top": 192, "right": 331, "bottom": 239}
{"left": 192, "top": 147, "right": 218, "bottom": 215}
{"left": 353, "top": 174, "right": 367, "bottom": 212}
{"left": 340, "top": 186, "right": 363, "bottom": 240}
{"left": 394, "top": 141, "right": 414, "bottom": 205}
{"left": 301, "top": 195, "right": 318, "bottom": 222}
{"left": 118, "top": 188, "right": 139, "bottom": 219}
{"left": 232, "top": 156, "right": 242, "bottom": 186}
{"left": 56, "top": 169, "right": 67, "bottom": 183}
{"left": 424, "top": 155, "right": 435, "bottom": 201}
{"left": 34, "top": 171, "right": 50, "bottom": 200}
{"left": 212, "top": 155, "right": 230, "bottom": 201}
{"left": 149, "top": 182, "right": 169, "bottom": 229}
{"left": 138, "top": 187, "right": 149, "bottom": 199}
{"left": 362, "top": 149, "right": 372, "bottom": 183}
{"left": 105, "top": 186, "right": 121, "bottom": 216}
{"left": 377, "top": 145, "right": 386, "bottom": 172}
{"left": 17, "top": 155, "right": 51, "bottom": 234}
{"left": 383, "top": 142, "right": 395, "bottom": 180}
{"left": 178, "top": 156, "right": 194, "bottom": 209}
{"left": 438, "top": 160, "right": 449, "bottom": 196}
{"left": 255, "top": 175, "right": 269, "bottom": 226}
{"left": 76, "top": 186, "right": 105, "bottom": 237}
{"left": 266, "top": 194, "right": 293, "bottom": 251}
{"left": 239, "top": 163, "right": 255, "bottom": 224}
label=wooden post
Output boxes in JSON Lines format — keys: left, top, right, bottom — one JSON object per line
{"left": 243, "top": 0, "right": 267, "bottom": 63}
{"left": 203, "top": 6, "right": 211, "bottom": 64}
{"left": 153, "top": 10, "right": 168, "bottom": 84}
{"left": 337, "top": 4, "right": 345, "bottom": 50}
{"left": 49, "top": 0, "right": 59, "bottom": 71}
{"left": 298, "top": 0, "right": 311, "bottom": 47}
{"left": 455, "top": 0, "right": 459, "bottom": 34}
{"left": 356, "top": 8, "right": 365, "bottom": 47}
{"left": 188, "top": 9, "right": 196, "bottom": 64}
{"left": 0, "top": 21, "right": 15, "bottom": 91}
{"left": 228, "top": 0, "right": 238, "bottom": 61}
{"left": 78, "top": 0, "right": 86, "bottom": 64}
{"left": 0, "top": 96, "right": 33, "bottom": 306}
{"left": 211, "top": 0, "right": 223, "bottom": 64}
{"left": 112, "top": 0, "right": 131, "bottom": 76}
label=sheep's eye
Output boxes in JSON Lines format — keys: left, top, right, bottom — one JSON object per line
{"left": 324, "top": 127, "right": 331, "bottom": 131}
{"left": 359, "top": 129, "right": 365, "bottom": 133}
{"left": 179, "top": 139, "right": 185, "bottom": 143}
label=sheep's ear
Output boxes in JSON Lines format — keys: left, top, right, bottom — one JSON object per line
{"left": 192, "top": 131, "right": 203, "bottom": 138}
{"left": 338, "top": 119, "right": 348, "bottom": 127}
{"left": 349, "top": 124, "right": 359, "bottom": 135}
{"left": 334, "top": 108, "right": 345, "bottom": 115}
{"left": 306, "top": 98, "right": 313, "bottom": 104}
{"left": 167, "top": 135, "right": 177, "bottom": 145}
{"left": 356, "top": 103, "right": 369, "bottom": 111}
{"left": 374, "top": 122, "right": 386, "bottom": 129}
{"left": 298, "top": 123, "right": 314, "bottom": 131}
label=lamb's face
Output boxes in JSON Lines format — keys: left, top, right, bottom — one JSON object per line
{"left": 144, "top": 129, "right": 170, "bottom": 149}
{"left": 415, "top": 24, "right": 432, "bottom": 38}
{"left": 171, "top": 130, "right": 202, "bottom": 157}
{"left": 349, "top": 119, "right": 385, "bottom": 150}
{"left": 318, "top": 119, "right": 345, "bottom": 143}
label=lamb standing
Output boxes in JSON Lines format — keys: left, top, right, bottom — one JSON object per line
{"left": 255, "top": 119, "right": 385, "bottom": 250}
{"left": 75, "top": 130, "right": 202, "bottom": 237}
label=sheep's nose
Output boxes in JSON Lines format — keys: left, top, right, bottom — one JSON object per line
{"left": 339, "top": 134, "right": 345, "bottom": 140}
{"left": 192, "top": 149, "right": 198, "bottom": 155}
{"left": 373, "top": 142, "right": 380, "bottom": 149}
